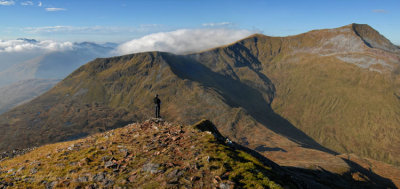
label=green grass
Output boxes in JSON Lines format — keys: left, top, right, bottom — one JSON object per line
{"left": 204, "top": 139, "right": 281, "bottom": 188}
{"left": 266, "top": 54, "right": 400, "bottom": 166}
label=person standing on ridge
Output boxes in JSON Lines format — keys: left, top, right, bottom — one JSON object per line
{"left": 154, "top": 94, "right": 161, "bottom": 118}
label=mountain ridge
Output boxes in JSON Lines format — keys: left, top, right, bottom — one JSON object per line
{"left": 351, "top": 23, "right": 400, "bottom": 53}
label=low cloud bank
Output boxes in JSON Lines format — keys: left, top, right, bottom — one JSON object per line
{"left": 116, "top": 29, "right": 255, "bottom": 55}
{"left": 0, "top": 28, "right": 256, "bottom": 55}
{"left": 0, "top": 39, "right": 73, "bottom": 53}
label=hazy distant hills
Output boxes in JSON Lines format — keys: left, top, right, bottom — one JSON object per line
{"left": 0, "top": 79, "right": 60, "bottom": 114}
{"left": 0, "top": 24, "right": 400, "bottom": 186}
{"left": 0, "top": 40, "right": 116, "bottom": 113}
{"left": 0, "top": 41, "right": 115, "bottom": 87}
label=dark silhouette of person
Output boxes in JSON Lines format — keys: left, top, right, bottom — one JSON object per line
{"left": 154, "top": 94, "right": 161, "bottom": 118}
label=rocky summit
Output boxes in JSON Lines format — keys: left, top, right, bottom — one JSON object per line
{"left": 0, "top": 120, "right": 295, "bottom": 188}
{"left": 0, "top": 23, "right": 400, "bottom": 187}
{"left": 0, "top": 119, "right": 397, "bottom": 188}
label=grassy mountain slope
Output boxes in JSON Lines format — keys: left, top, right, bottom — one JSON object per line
{"left": 0, "top": 52, "right": 229, "bottom": 150}
{"left": 0, "top": 50, "right": 337, "bottom": 175}
{"left": 191, "top": 23, "right": 400, "bottom": 165}
{"left": 249, "top": 24, "right": 400, "bottom": 166}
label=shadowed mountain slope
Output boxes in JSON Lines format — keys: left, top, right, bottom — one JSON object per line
{"left": 0, "top": 23, "right": 400, "bottom": 186}
{"left": 352, "top": 24, "right": 400, "bottom": 53}
{"left": 0, "top": 50, "right": 333, "bottom": 156}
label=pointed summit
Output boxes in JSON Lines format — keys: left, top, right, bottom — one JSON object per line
{"left": 351, "top": 23, "right": 399, "bottom": 52}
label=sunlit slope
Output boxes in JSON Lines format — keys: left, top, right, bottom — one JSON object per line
{"left": 0, "top": 120, "right": 292, "bottom": 188}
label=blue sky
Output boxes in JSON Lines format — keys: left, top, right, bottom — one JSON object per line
{"left": 0, "top": 0, "right": 399, "bottom": 44}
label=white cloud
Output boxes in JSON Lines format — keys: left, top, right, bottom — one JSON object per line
{"left": 21, "top": 1, "right": 33, "bottom": 6}
{"left": 0, "top": 0, "right": 14, "bottom": 6}
{"left": 45, "top": 7, "right": 66, "bottom": 12}
{"left": 202, "top": 22, "right": 233, "bottom": 27}
{"left": 372, "top": 9, "right": 388, "bottom": 13}
{"left": 0, "top": 39, "right": 73, "bottom": 53}
{"left": 116, "top": 29, "right": 255, "bottom": 55}
{"left": 38, "top": 1, "right": 42, "bottom": 7}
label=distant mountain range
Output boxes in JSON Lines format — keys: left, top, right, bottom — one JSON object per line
{"left": 0, "top": 40, "right": 117, "bottom": 113}
{"left": 0, "top": 24, "right": 399, "bottom": 187}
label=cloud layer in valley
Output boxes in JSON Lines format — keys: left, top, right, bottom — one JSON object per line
{"left": 116, "top": 28, "right": 255, "bottom": 55}
{"left": 0, "top": 39, "right": 73, "bottom": 53}
{"left": 0, "top": 28, "right": 256, "bottom": 56}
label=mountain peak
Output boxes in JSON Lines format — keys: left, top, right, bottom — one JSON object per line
{"left": 16, "top": 38, "right": 38, "bottom": 43}
{"left": 350, "top": 23, "right": 399, "bottom": 52}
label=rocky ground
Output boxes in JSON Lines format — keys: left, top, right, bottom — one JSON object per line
{"left": 0, "top": 119, "right": 295, "bottom": 188}
{"left": 1, "top": 119, "right": 397, "bottom": 189}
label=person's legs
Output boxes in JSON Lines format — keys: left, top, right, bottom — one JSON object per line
{"left": 156, "top": 105, "right": 160, "bottom": 118}
{"left": 158, "top": 105, "right": 161, "bottom": 118}
{"left": 155, "top": 105, "right": 159, "bottom": 118}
